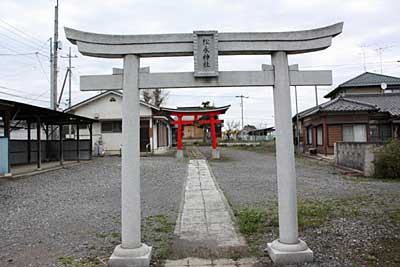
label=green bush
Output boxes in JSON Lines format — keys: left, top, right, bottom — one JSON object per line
{"left": 374, "top": 139, "right": 400, "bottom": 179}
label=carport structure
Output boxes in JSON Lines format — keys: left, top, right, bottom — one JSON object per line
{"left": 0, "top": 99, "right": 95, "bottom": 175}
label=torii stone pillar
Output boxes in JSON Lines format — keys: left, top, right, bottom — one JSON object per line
{"left": 109, "top": 55, "right": 152, "bottom": 265}
{"left": 65, "top": 22, "right": 343, "bottom": 266}
{"left": 267, "top": 51, "right": 313, "bottom": 263}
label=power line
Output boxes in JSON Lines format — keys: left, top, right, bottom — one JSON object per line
{"left": 0, "top": 85, "right": 49, "bottom": 97}
{"left": 0, "top": 18, "right": 46, "bottom": 47}
{"left": 0, "top": 52, "right": 40, "bottom": 56}
{"left": 35, "top": 53, "right": 50, "bottom": 82}
{"left": 27, "top": 89, "right": 51, "bottom": 104}
{"left": 0, "top": 43, "right": 38, "bottom": 65}
{"left": 301, "top": 60, "right": 399, "bottom": 69}
{"left": 0, "top": 31, "right": 45, "bottom": 52}
{"left": 0, "top": 89, "right": 49, "bottom": 103}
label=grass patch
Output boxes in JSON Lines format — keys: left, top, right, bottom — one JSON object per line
{"left": 58, "top": 256, "right": 106, "bottom": 267}
{"left": 146, "top": 214, "right": 174, "bottom": 233}
{"left": 142, "top": 214, "right": 175, "bottom": 265}
{"left": 235, "top": 197, "right": 373, "bottom": 238}
{"left": 298, "top": 200, "right": 333, "bottom": 229}
{"left": 110, "top": 232, "right": 120, "bottom": 238}
{"left": 387, "top": 210, "right": 400, "bottom": 223}
{"left": 232, "top": 141, "right": 276, "bottom": 154}
{"left": 58, "top": 256, "right": 75, "bottom": 265}
{"left": 236, "top": 208, "right": 268, "bottom": 235}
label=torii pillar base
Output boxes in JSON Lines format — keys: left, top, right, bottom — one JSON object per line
{"left": 266, "top": 239, "right": 313, "bottom": 265}
{"left": 176, "top": 150, "right": 184, "bottom": 159}
{"left": 211, "top": 149, "right": 220, "bottom": 159}
{"left": 109, "top": 244, "right": 152, "bottom": 267}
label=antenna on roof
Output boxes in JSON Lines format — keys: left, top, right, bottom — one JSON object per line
{"left": 375, "top": 45, "right": 394, "bottom": 74}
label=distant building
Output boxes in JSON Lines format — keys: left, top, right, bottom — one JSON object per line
{"left": 294, "top": 72, "right": 400, "bottom": 155}
{"left": 237, "top": 125, "right": 257, "bottom": 140}
{"left": 324, "top": 72, "right": 400, "bottom": 99}
{"left": 247, "top": 127, "right": 275, "bottom": 141}
{"left": 66, "top": 91, "right": 172, "bottom": 155}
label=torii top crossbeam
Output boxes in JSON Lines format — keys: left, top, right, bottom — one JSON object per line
{"left": 65, "top": 23, "right": 343, "bottom": 58}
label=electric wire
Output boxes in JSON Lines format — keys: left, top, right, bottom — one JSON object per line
{"left": 35, "top": 53, "right": 50, "bottom": 82}
{"left": 0, "top": 89, "right": 49, "bottom": 103}
{"left": 0, "top": 18, "right": 47, "bottom": 47}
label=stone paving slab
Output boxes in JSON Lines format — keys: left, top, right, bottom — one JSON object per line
{"left": 165, "top": 257, "right": 259, "bottom": 267}
{"left": 175, "top": 159, "right": 246, "bottom": 247}
{"left": 168, "top": 151, "right": 259, "bottom": 267}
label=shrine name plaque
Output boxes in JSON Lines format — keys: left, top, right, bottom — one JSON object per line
{"left": 193, "top": 31, "right": 218, "bottom": 77}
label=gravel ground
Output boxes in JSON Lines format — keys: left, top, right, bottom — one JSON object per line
{"left": 0, "top": 156, "right": 187, "bottom": 267}
{"left": 198, "top": 146, "right": 400, "bottom": 266}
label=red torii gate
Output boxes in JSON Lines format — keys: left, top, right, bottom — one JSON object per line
{"left": 162, "top": 105, "right": 230, "bottom": 158}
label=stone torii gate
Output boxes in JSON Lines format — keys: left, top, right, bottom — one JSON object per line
{"left": 65, "top": 22, "right": 343, "bottom": 266}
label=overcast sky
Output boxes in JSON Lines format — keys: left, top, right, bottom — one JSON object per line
{"left": 0, "top": 0, "right": 399, "bottom": 128}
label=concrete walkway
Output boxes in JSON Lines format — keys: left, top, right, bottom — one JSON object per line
{"left": 166, "top": 159, "right": 256, "bottom": 267}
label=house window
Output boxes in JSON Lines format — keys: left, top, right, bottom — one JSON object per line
{"left": 101, "top": 120, "right": 122, "bottom": 133}
{"left": 343, "top": 125, "right": 353, "bottom": 142}
{"left": 307, "top": 127, "right": 312, "bottom": 145}
{"left": 353, "top": 125, "right": 367, "bottom": 142}
{"left": 380, "top": 124, "right": 391, "bottom": 142}
{"left": 316, "top": 126, "right": 323, "bottom": 146}
{"left": 343, "top": 124, "right": 367, "bottom": 142}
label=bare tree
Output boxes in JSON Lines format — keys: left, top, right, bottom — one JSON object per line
{"left": 141, "top": 89, "right": 169, "bottom": 107}
{"left": 142, "top": 90, "right": 152, "bottom": 103}
{"left": 153, "top": 88, "right": 169, "bottom": 107}
{"left": 226, "top": 120, "right": 240, "bottom": 131}
{"left": 225, "top": 120, "right": 240, "bottom": 140}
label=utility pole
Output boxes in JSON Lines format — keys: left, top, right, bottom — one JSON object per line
{"left": 61, "top": 47, "right": 77, "bottom": 108}
{"left": 51, "top": 0, "right": 59, "bottom": 110}
{"left": 68, "top": 47, "right": 72, "bottom": 108}
{"left": 49, "top": 37, "right": 53, "bottom": 109}
{"left": 235, "top": 95, "right": 249, "bottom": 129}
{"left": 314, "top": 85, "right": 319, "bottom": 106}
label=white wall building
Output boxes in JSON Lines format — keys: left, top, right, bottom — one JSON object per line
{"left": 66, "top": 91, "right": 172, "bottom": 155}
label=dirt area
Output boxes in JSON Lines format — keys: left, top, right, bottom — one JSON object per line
{"left": 1, "top": 146, "right": 399, "bottom": 267}
{"left": 199, "top": 145, "right": 400, "bottom": 266}
{"left": 0, "top": 156, "right": 186, "bottom": 267}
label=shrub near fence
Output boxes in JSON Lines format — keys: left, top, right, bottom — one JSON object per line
{"left": 374, "top": 139, "right": 400, "bottom": 179}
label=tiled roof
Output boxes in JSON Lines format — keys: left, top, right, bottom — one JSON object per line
{"left": 324, "top": 72, "right": 400, "bottom": 98}
{"left": 339, "top": 72, "right": 400, "bottom": 87}
{"left": 321, "top": 97, "right": 377, "bottom": 112}
{"left": 345, "top": 93, "right": 400, "bottom": 116}
{"left": 296, "top": 93, "right": 400, "bottom": 119}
